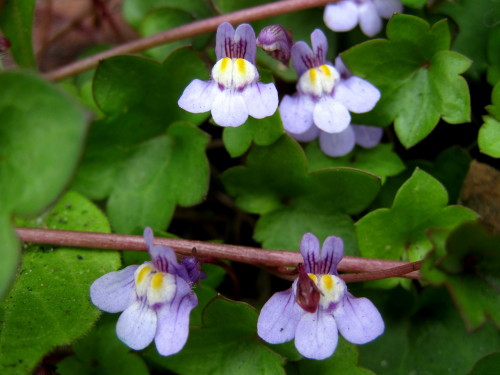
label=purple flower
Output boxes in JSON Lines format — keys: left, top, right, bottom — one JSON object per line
{"left": 284, "top": 51, "right": 382, "bottom": 157}
{"left": 178, "top": 22, "right": 279, "bottom": 127}
{"left": 256, "top": 24, "right": 293, "bottom": 65}
{"left": 257, "top": 233, "right": 384, "bottom": 360}
{"left": 324, "top": 0, "right": 403, "bottom": 37}
{"left": 90, "top": 227, "right": 200, "bottom": 356}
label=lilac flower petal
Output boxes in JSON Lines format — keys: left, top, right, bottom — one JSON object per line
{"left": 257, "top": 289, "right": 303, "bottom": 344}
{"left": 334, "top": 56, "right": 349, "bottom": 78}
{"left": 313, "top": 97, "right": 351, "bottom": 133}
{"left": 333, "top": 294, "right": 384, "bottom": 344}
{"left": 288, "top": 124, "right": 320, "bottom": 142}
{"left": 359, "top": 2, "right": 383, "bottom": 37}
{"left": 319, "top": 236, "right": 344, "bottom": 275}
{"left": 243, "top": 82, "right": 279, "bottom": 119}
{"left": 234, "top": 24, "right": 257, "bottom": 64}
{"left": 212, "top": 90, "right": 248, "bottom": 127}
{"left": 178, "top": 79, "right": 218, "bottom": 113}
{"left": 291, "top": 41, "right": 315, "bottom": 77}
{"left": 319, "top": 126, "right": 356, "bottom": 157}
{"left": 149, "top": 244, "right": 179, "bottom": 274}
{"left": 295, "top": 310, "right": 338, "bottom": 360}
{"left": 374, "top": 0, "right": 403, "bottom": 18}
{"left": 353, "top": 124, "right": 383, "bottom": 148}
{"left": 310, "top": 29, "right": 328, "bottom": 66}
{"left": 116, "top": 301, "right": 157, "bottom": 350}
{"left": 280, "top": 94, "right": 315, "bottom": 134}
{"left": 300, "top": 233, "right": 321, "bottom": 274}
{"left": 323, "top": 2, "right": 359, "bottom": 33}
{"left": 143, "top": 227, "right": 154, "bottom": 249}
{"left": 215, "top": 22, "right": 235, "bottom": 60}
{"left": 90, "top": 265, "right": 138, "bottom": 313}
{"left": 155, "top": 276, "right": 198, "bottom": 356}
{"left": 334, "top": 76, "right": 381, "bottom": 113}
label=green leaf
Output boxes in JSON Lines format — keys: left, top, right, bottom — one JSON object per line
{"left": 254, "top": 204, "right": 358, "bottom": 254}
{"left": 298, "top": 338, "right": 374, "bottom": 375}
{"left": 359, "top": 288, "right": 500, "bottom": 375}
{"left": 139, "top": 8, "right": 211, "bottom": 61}
{"left": 342, "top": 14, "right": 471, "bottom": 148}
{"left": 146, "top": 296, "right": 286, "bottom": 375}
{"left": 107, "top": 122, "right": 209, "bottom": 233}
{"left": 0, "top": 214, "right": 20, "bottom": 300}
{"left": 305, "top": 142, "right": 405, "bottom": 183}
{"left": 57, "top": 323, "right": 149, "bottom": 375}
{"left": 422, "top": 222, "right": 500, "bottom": 330}
{"left": 400, "top": 0, "right": 427, "bottom": 7}
{"left": 0, "top": 71, "right": 86, "bottom": 214}
{"left": 479, "top": 82, "right": 500, "bottom": 158}
{"left": 222, "top": 135, "right": 380, "bottom": 215}
{"left": 93, "top": 49, "right": 209, "bottom": 125}
{"left": 222, "top": 105, "right": 284, "bottom": 158}
{"left": 487, "top": 26, "right": 500, "bottom": 85}
{"left": 0, "top": 192, "right": 121, "bottom": 375}
{"left": 0, "top": 0, "right": 36, "bottom": 67}
{"left": 438, "top": 0, "right": 500, "bottom": 79}
{"left": 356, "top": 169, "right": 477, "bottom": 287}
{"left": 123, "top": 0, "right": 211, "bottom": 29}
{"left": 467, "top": 353, "right": 500, "bottom": 375}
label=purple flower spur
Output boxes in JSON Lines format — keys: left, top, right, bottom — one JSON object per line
{"left": 90, "top": 227, "right": 201, "bottom": 356}
{"left": 257, "top": 233, "right": 384, "bottom": 360}
{"left": 323, "top": 0, "right": 403, "bottom": 37}
{"left": 178, "top": 22, "right": 279, "bottom": 127}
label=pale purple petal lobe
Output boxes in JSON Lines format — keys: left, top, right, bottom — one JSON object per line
{"left": 300, "top": 233, "right": 321, "bottom": 274}
{"left": 291, "top": 41, "right": 315, "bottom": 76}
{"left": 310, "top": 29, "right": 328, "bottom": 65}
{"left": 116, "top": 301, "right": 157, "bottom": 350}
{"left": 90, "top": 265, "right": 138, "bottom": 313}
{"left": 313, "top": 97, "right": 351, "bottom": 133}
{"left": 374, "top": 0, "right": 403, "bottom": 18}
{"left": 178, "top": 80, "right": 217, "bottom": 113}
{"left": 334, "top": 76, "right": 381, "bottom": 113}
{"left": 257, "top": 289, "right": 304, "bottom": 344}
{"left": 323, "top": 2, "right": 359, "bottom": 32}
{"left": 359, "top": 2, "right": 383, "bottom": 37}
{"left": 319, "top": 236, "right": 344, "bottom": 275}
{"left": 211, "top": 90, "right": 248, "bottom": 127}
{"left": 319, "top": 126, "right": 356, "bottom": 157}
{"left": 288, "top": 124, "right": 320, "bottom": 142}
{"left": 353, "top": 124, "right": 383, "bottom": 148}
{"left": 295, "top": 310, "right": 338, "bottom": 360}
{"left": 280, "top": 94, "right": 315, "bottom": 134}
{"left": 216, "top": 22, "right": 235, "bottom": 60}
{"left": 234, "top": 24, "right": 257, "bottom": 63}
{"left": 243, "top": 82, "right": 279, "bottom": 119}
{"left": 333, "top": 294, "right": 385, "bottom": 344}
{"left": 155, "top": 277, "right": 198, "bottom": 356}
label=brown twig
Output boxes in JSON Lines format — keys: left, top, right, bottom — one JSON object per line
{"left": 43, "top": 0, "right": 338, "bottom": 81}
{"left": 16, "top": 228, "right": 421, "bottom": 281}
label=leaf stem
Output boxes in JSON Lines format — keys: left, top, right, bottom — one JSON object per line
{"left": 16, "top": 228, "right": 421, "bottom": 281}
{"left": 43, "top": 0, "right": 337, "bottom": 81}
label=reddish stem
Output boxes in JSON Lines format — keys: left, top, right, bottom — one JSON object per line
{"left": 16, "top": 228, "right": 422, "bottom": 281}
{"left": 43, "top": 0, "right": 338, "bottom": 80}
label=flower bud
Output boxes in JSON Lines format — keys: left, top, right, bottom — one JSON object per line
{"left": 256, "top": 25, "right": 293, "bottom": 65}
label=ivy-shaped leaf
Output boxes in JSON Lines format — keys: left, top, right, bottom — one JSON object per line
{"left": 0, "top": 71, "right": 87, "bottom": 298}
{"left": 107, "top": 122, "right": 210, "bottom": 234}
{"left": 422, "top": 222, "right": 500, "bottom": 330}
{"left": 342, "top": 14, "right": 471, "bottom": 148}
{"left": 356, "top": 168, "right": 478, "bottom": 286}
{"left": 438, "top": 0, "right": 500, "bottom": 79}
{"left": 0, "top": 192, "right": 121, "bottom": 375}
{"left": 145, "top": 297, "right": 286, "bottom": 375}
{"left": 479, "top": 81, "right": 500, "bottom": 158}
{"left": 222, "top": 135, "right": 380, "bottom": 252}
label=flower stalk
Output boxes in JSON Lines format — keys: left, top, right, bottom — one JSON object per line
{"left": 16, "top": 227, "right": 422, "bottom": 281}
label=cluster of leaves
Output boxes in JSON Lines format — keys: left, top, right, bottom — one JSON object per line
{"left": 1, "top": 0, "right": 499, "bottom": 374}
